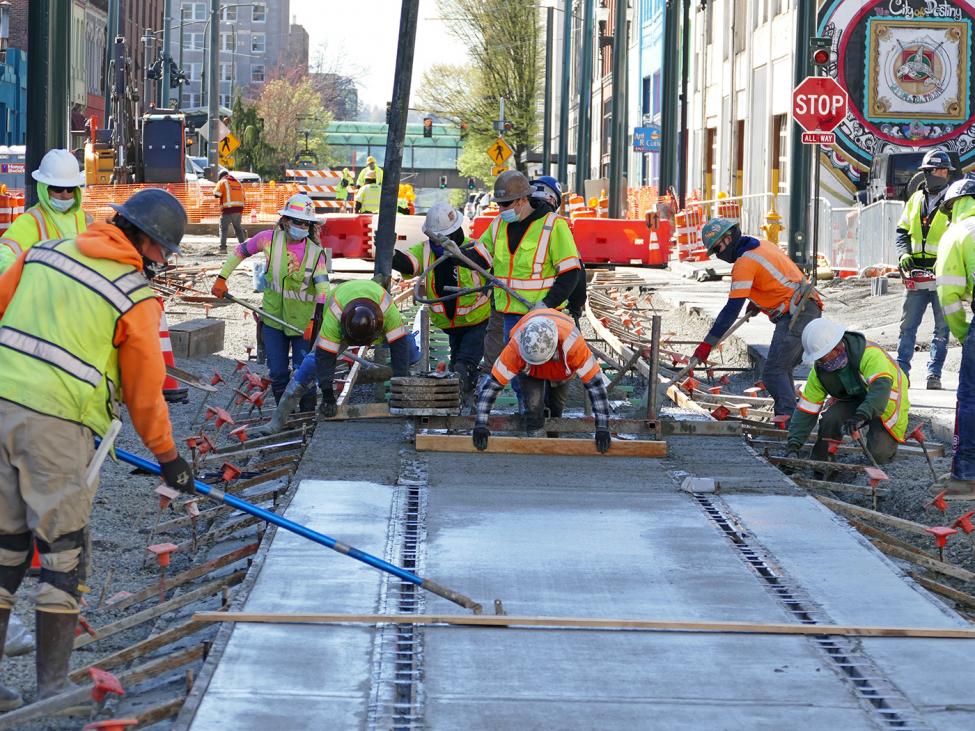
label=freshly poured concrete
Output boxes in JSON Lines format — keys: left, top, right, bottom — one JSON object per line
{"left": 184, "top": 424, "right": 975, "bottom": 729}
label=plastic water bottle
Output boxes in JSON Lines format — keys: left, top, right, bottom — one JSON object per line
{"left": 252, "top": 259, "right": 267, "bottom": 293}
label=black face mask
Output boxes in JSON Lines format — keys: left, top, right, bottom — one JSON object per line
{"left": 924, "top": 172, "right": 948, "bottom": 194}
{"left": 716, "top": 240, "right": 738, "bottom": 264}
{"left": 141, "top": 256, "right": 159, "bottom": 280}
{"left": 448, "top": 227, "right": 465, "bottom": 246}
{"left": 530, "top": 198, "right": 556, "bottom": 215}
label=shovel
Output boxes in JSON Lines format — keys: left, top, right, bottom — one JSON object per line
{"left": 662, "top": 311, "right": 754, "bottom": 390}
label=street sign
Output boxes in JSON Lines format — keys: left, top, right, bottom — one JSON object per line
{"left": 219, "top": 155, "right": 236, "bottom": 168}
{"left": 792, "top": 76, "right": 848, "bottom": 134}
{"left": 633, "top": 125, "right": 662, "bottom": 153}
{"left": 219, "top": 133, "right": 240, "bottom": 156}
{"left": 491, "top": 164, "right": 508, "bottom": 177}
{"left": 487, "top": 137, "right": 513, "bottom": 165}
{"left": 801, "top": 132, "right": 835, "bottom": 145}
{"left": 199, "top": 119, "right": 230, "bottom": 142}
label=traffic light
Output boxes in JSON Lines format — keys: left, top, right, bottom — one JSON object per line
{"left": 423, "top": 117, "right": 433, "bottom": 138}
{"left": 439, "top": 175, "right": 447, "bottom": 189}
{"left": 810, "top": 37, "right": 831, "bottom": 73}
{"left": 467, "top": 177, "right": 476, "bottom": 190}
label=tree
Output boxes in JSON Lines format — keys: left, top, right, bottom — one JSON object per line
{"left": 255, "top": 69, "right": 333, "bottom": 175}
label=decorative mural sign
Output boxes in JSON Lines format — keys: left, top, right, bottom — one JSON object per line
{"left": 819, "top": 0, "right": 975, "bottom": 188}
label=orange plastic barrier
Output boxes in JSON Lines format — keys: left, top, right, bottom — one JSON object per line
{"left": 716, "top": 199, "right": 741, "bottom": 220}
{"left": 571, "top": 218, "right": 667, "bottom": 267}
{"left": 470, "top": 215, "right": 497, "bottom": 239}
{"left": 320, "top": 214, "right": 373, "bottom": 258}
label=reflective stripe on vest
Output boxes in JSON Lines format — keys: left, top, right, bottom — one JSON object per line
{"left": 738, "top": 249, "right": 803, "bottom": 317}
{"left": 26, "top": 244, "right": 145, "bottom": 314}
{"left": 262, "top": 229, "right": 322, "bottom": 328}
{"left": 28, "top": 207, "right": 52, "bottom": 240}
{"left": 419, "top": 240, "right": 489, "bottom": 326}
{"left": 531, "top": 213, "right": 558, "bottom": 278}
{"left": 0, "top": 327, "right": 102, "bottom": 387}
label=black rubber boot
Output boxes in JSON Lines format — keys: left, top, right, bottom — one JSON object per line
{"left": 456, "top": 362, "right": 476, "bottom": 414}
{"left": 35, "top": 611, "right": 80, "bottom": 700}
{"left": 0, "top": 609, "right": 23, "bottom": 710}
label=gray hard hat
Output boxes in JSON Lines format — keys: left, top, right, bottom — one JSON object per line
{"left": 920, "top": 149, "right": 956, "bottom": 171}
{"left": 109, "top": 188, "right": 188, "bottom": 256}
{"left": 493, "top": 170, "right": 533, "bottom": 204}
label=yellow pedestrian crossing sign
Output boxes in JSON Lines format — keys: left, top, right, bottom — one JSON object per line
{"left": 219, "top": 155, "right": 236, "bottom": 168}
{"left": 491, "top": 164, "right": 508, "bottom": 177}
{"left": 219, "top": 133, "right": 240, "bottom": 156}
{"left": 487, "top": 137, "right": 513, "bottom": 165}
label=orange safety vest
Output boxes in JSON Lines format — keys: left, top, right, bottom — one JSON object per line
{"left": 491, "top": 309, "right": 603, "bottom": 385}
{"left": 729, "top": 239, "right": 821, "bottom": 319}
{"left": 216, "top": 177, "right": 245, "bottom": 210}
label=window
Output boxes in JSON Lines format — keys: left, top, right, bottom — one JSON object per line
{"left": 221, "top": 33, "right": 235, "bottom": 52}
{"left": 188, "top": 93, "right": 201, "bottom": 108}
{"left": 771, "top": 114, "right": 788, "bottom": 193}
{"left": 220, "top": 94, "right": 231, "bottom": 108}
{"left": 220, "top": 63, "right": 233, "bottom": 82}
{"left": 183, "top": 33, "right": 203, "bottom": 51}
{"left": 185, "top": 2, "right": 206, "bottom": 21}
{"left": 705, "top": 127, "right": 717, "bottom": 201}
{"left": 252, "top": 3, "right": 266, "bottom": 22}
{"left": 220, "top": 6, "right": 236, "bottom": 21}
{"left": 188, "top": 62, "right": 202, "bottom": 81}
{"left": 251, "top": 65, "right": 265, "bottom": 83}
{"left": 251, "top": 33, "right": 266, "bottom": 54}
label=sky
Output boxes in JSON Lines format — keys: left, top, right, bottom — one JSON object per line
{"left": 290, "top": 0, "right": 469, "bottom": 112}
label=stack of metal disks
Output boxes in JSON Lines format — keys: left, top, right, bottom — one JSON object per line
{"left": 389, "top": 375, "right": 461, "bottom": 415}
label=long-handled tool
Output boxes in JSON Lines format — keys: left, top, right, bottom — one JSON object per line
{"left": 442, "top": 239, "right": 535, "bottom": 310}
{"left": 908, "top": 424, "right": 939, "bottom": 481}
{"left": 109, "top": 445, "right": 484, "bottom": 614}
{"left": 662, "top": 311, "right": 754, "bottom": 389}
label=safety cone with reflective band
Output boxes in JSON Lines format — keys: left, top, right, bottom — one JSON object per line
{"left": 716, "top": 193, "right": 741, "bottom": 221}
{"left": 597, "top": 190, "right": 609, "bottom": 219}
{"left": 158, "top": 298, "right": 188, "bottom": 403}
{"left": 0, "top": 185, "right": 12, "bottom": 236}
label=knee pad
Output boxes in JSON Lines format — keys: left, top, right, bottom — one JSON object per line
{"left": 36, "top": 527, "right": 85, "bottom": 601}
{"left": 0, "top": 532, "right": 33, "bottom": 596}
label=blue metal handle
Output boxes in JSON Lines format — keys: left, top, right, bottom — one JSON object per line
{"left": 110, "top": 444, "right": 482, "bottom": 612}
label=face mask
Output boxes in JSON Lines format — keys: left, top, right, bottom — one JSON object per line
{"left": 288, "top": 224, "right": 309, "bottom": 240}
{"left": 499, "top": 208, "right": 519, "bottom": 223}
{"left": 530, "top": 198, "right": 556, "bottom": 215}
{"left": 716, "top": 240, "right": 738, "bottom": 264}
{"left": 924, "top": 172, "right": 948, "bottom": 194}
{"left": 818, "top": 348, "right": 848, "bottom": 372}
{"left": 48, "top": 197, "right": 74, "bottom": 213}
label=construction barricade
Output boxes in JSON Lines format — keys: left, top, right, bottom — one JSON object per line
{"left": 470, "top": 214, "right": 497, "bottom": 240}
{"left": 572, "top": 218, "right": 668, "bottom": 266}
{"left": 320, "top": 214, "right": 373, "bottom": 258}
{"left": 716, "top": 194, "right": 741, "bottom": 221}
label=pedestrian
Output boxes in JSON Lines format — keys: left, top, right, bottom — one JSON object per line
{"left": 785, "top": 319, "right": 909, "bottom": 465}
{"left": 213, "top": 170, "right": 248, "bottom": 253}
{"left": 355, "top": 173, "right": 381, "bottom": 214}
{"left": 356, "top": 155, "right": 383, "bottom": 186}
{"left": 211, "top": 193, "right": 328, "bottom": 413}
{"left": 895, "top": 149, "right": 954, "bottom": 389}
{"left": 691, "top": 217, "right": 822, "bottom": 417}
{"left": 393, "top": 202, "right": 491, "bottom": 408}
{"left": 934, "top": 177, "right": 975, "bottom": 498}
{"left": 0, "top": 189, "right": 194, "bottom": 705}
{"left": 473, "top": 309, "right": 611, "bottom": 452}
{"left": 0, "top": 149, "right": 90, "bottom": 273}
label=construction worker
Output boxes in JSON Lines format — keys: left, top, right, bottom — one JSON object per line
{"left": 393, "top": 202, "right": 491, "bottom": 408}
{"left": 473, "top": 309, "right": 611, "bottom": 452}
{"left": 335, "top": 168, "right": 353, "bottom": 212}
{"left": 0, "top": 189, "right": 194, "bottom": 705}
{"left": 692, "top": 217, "right": 822, "bottom": 417}
{"left": 356, "top": 155, "right": 383, "bottom": 186}
{"left": 213, "top": 170, "right": 247, "bottom": 253}
{"left": 934, "top": 177, "right": 975, "bottom": 498}
{"left": 355, "top": 173, "right": 382, "bottom": 214}
{"left": 786, "top": 319, "right": 909, "bottom": 465}
{"left": 894, "top": 149, "right": 955, "bottom": 389}
{"left": 212, "top": 193, "right": 328, "bottom": 413}
{"left": 0, "top": 149, "right": 90, "bottom": 273}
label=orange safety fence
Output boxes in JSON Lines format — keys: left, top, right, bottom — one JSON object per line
{"left": 82, "top": 182, "right": 301, "bottom": 225}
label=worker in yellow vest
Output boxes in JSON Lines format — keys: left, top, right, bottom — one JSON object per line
{"left": 213, "top": 170, "right": 247, "bottom": 253}
{"left": 356, "top": 155, "right": 383, "bottom": 186}
{"left": 0, "top": 189, "right": 193, "bottom": 705}
{"left": 335, "top": 168, "right": 353, "bottom": 211}
{"left": 0, "top": 149, "right": 90, "bottom": 273}
{"left": 212, "top": 193, "right": 329, "bottom": 412}
{"left": 355, "top": 172, "right": 382, "bottom": 213}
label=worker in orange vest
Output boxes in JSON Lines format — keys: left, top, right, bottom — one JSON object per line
{"left": 213, "top": 170, "right": 247, "bottom": 253}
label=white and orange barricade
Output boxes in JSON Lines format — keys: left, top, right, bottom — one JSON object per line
{"left": 716, "top": 192, "right": 741, "bottom": 221}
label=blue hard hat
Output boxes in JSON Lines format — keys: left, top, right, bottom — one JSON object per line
{"left": 530, "top": 175, "right": 563, "bottom": 209}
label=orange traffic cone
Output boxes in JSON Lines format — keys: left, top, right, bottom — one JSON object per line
{"left": 158, "top": 298, "right": 188, "bottom": 403}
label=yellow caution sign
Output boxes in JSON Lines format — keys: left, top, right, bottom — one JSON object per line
{"left": 490, "top": 163, "right": 508, "bottom": 177}
{"left": 219, "top": 132, "right": 240, "bottom": 157}
{"left": 486, "top": 137, "right": 513, "bottom": 165}
{"left": 219, "top": 155, "right": 236, "bottom": 169}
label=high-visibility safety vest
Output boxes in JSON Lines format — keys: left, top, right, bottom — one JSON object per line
{"left": 356, "top": 166, "right": 383, "bottom": 186}
{"left": 481, "top": 212, "right": 582, "bottom": 314}
{"left": 0, "top": 238, "right": 154, "bottom": 436}
{"left": 215, "top": 176, "right": 246, "bottom": 210}
{"left": 262, "top": 229, "right": 327, "bottom": 332}
{"left": 335, "top": 176, "right": 352, "bottom": 202}
{"left": 796, "top": 339, "right": 910, "bottom": 442}
{"left": 0, "top": 203, "right": 88, "bottom": 273}
{"left": 729, "top": 239, "right": 821, "bottom": 320}
{"left": 315, "top": 279, "right": 406, "bottom": 353}
{"left": 400, "top": 237, "right": 491, "bottom": 330}
{"left": 898, "top": 188, "right": 950, "bottom": 269}
{"left": 935, "top": 200, "right": 975, "bottom": 342}
{"left": 492, "top": 309, "right": 603, "bottom": 386}
{"left": 356, "top": 183, "right": 382, "bottom": 213}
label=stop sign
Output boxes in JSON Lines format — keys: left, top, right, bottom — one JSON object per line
{"left": 792, "top": 76, "right": 848, "bottom": 133}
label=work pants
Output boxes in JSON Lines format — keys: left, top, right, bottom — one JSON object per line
{"left": 810, "top": 398, "right": 899, "bottom": 465}
{"left": 0, "top": 401, "right": 93, "bottom": 612}
{"left": 502, "top": 312, "right": 529, "bottom": 410}
{"left": 446, "top": 321, "right": 488, "bottom": 371}
{"left": 895, "top": 288, "right": 949, "bottom": 380}
{"left": 480, "top": 306, "right": 505, "bottom": 373}
{"left": 262, "top": 323, "right": 310, "bottom": 403}
{"left": 219, "top": 212, "right": 247, "bottom": 250}
{"left": 521, "top": 376, "right": 568, "bottom": 433}
{"left": 953, "top": 322, "right": 975, "bottom": 480}
{"left": 764, "top": 302, "right": 821, "bottom": 416}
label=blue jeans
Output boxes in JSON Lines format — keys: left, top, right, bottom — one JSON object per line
{"left": 896, "top": 288, "right": 949, "bottom": 379}
{"left": 953, "top": 323, "right": 975, "bottom": 480}
{"left": 446, "top": 321, "right": 488, "bottom": 370}
{"left": 764, "top": 304, "right": 821, "bottom": 416}
{"left": 502, "top": 312, "right": 529, "bottom": 409}
{"left": 262, "top": 323, "right": 309, "bottom": 399}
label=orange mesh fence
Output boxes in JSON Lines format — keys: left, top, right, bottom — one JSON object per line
{"left": 627, "top": 186, "right": 660, "bottom": 220}
{"left": 82, "top": 182, "right": 300, "bottom": 225}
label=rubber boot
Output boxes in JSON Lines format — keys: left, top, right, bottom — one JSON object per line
{"left": 253, "top": 380, "right": 309, "bottom": 437}
{"left": 298, "top": 387, "right": 317, "bottom": 415}
{"left": 35, "top": 610, "right": 80, "bottom": 700}
{"left": 457, "top": 362, "right": 476, "bottom": 414}
{"left": 0, "top": 609, "right": 23, "bottom": 711}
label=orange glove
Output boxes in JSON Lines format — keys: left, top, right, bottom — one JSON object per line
{"left": 211, "top": 277, "right": 229, "bottom": 299}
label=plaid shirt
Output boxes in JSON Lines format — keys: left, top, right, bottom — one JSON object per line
{"left": 474, "top": 372, "right": 610, "bottom": 430}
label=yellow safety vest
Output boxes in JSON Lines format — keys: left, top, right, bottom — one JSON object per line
{"left": 403, "top": 237, "right": 490, "bottom": 330}
{"left": 898, "top": 189, "right": 950, "bottom": 268}
{"left": 0, "top": 204, "right": 88, "bottom": 273}
{"left": 356, "top": 184, "right": 382, "bottom": 213}
{"left": 0, "top": 238, "right": 155, "bottom": 436}
{"left": 262, "top": 228, "right": 325, "bottom": 332}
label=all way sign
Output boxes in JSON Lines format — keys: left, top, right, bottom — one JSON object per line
{"left": 793, "top": 76, "right": 847, "bottom": 145}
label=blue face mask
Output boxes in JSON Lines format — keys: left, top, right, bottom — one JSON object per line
{"left": 288, "top": 224, "right": 309, "bottom": 240}
{"left": 48, "top": 196, "right": 74, "bottom": 213}
{"left": 499, "top": 208, "right": 519, "bottom": 223}
{"left": 818, "top": 347, "right": 849, "bottom": 372}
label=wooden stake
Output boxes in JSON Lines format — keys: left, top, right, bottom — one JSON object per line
{"left": 414, "top": 433, "right": 667, "bottom": 458}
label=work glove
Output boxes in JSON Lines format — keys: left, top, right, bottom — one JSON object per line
{"left": 595, "top": 428, "right": 611, "bottom": 454}
{"left": 843, "top": 416, "right": 868, "bottom": 437}
{"left": 899, "top": 253, "right": 914, "bottom": 271}
{"left": 160, "top": 455, "right": 195, "bottom": 494}
{"left": 745, "top": 302, "right": 762, "bottom": 318}
{"left": 472, "top": 426, "right": 490, "bottom": 451}
{"left": 430, "top": 240, "right": 445, "bottom": 257}
{"left": 211, "top": 277, "right": 229, "bottom": 299}
{"left": 319, "top": 389, "right": 338, "bottom": 419}
{"left": 692, "top": 342, "right": 712, "bottom": 363}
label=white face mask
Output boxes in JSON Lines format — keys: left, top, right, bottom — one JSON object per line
{"left": 288, "top": 224, "right": 309, "bottom": 241}
{"left": 499, "top": 208, "right": 519, "bottom": 223}
{"left": 48, "top": 196, "right": 74, "bottom": 213}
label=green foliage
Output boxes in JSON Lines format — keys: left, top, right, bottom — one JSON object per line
{"left": 448, "top": 189, "right": 469, "bottom": 207}
{"left": 456, "top": 137, "right": 496, "bottom": 184}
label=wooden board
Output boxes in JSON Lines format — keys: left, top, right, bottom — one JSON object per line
{"left": 192, "top": 611, "right": 975, "bottom": 639}
{"left": 415, "top": 433, "right": 667, "bottom": 457}
{"left": 814, "top": 495, "right": 932, "bottom": 537}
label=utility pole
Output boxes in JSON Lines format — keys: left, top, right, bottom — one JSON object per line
{"left": 608, "top": 0, "right": 627, "bottom": 218}
{"left": 542, "top": 5, "right": 553, "bottom": 176}
{"left": 177, "top": 5, "right": 186, "bottom": 109}
{"left": 27, "top": 0, "right": 70, "bottom": 207}
{"left": 677, "top": 0, "right": 690, "bottom": 205}
{"left": 557, "top": 0, "right": 572, "bottom": 185}
{"left": 142, "top": 28, "right": 154, "bottom": 116}
{"left": 207, "top": 0, "right": 220, "bottom": 179}
{"left": 575, "top": 0, "right": 594, "bottom": 195}
{"left": 374, "top": 0, "right": 419, "bottom": 281}
{"left": 104, "top": 0, "right": 119, "bottom": 120}
{"left": 161, "top": 0, "right": 173, "bottom": 107}
{"left": 788, "top": 1, "right": 816, "bottom": 266}
{"left": 658, "top": 1, "right": 677, "bottom": 194}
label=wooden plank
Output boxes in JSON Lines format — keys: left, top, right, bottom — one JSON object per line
{"left": 323, "top": 402, "right": 393, "bottom": 420}
{"left": 419, "top": 415, "right": 657, "bottom": 435}
{"left": 136, "top": 697, "right": 187, "bottom": 727}
{"left": 743, "top": 427, "right": 944, "bottom": 458}
{"left": 846, "top": 519, "right": 925, "bottom": 555}
{"left": 910, "top": 573, "right": 975, "bottom": 610}
{"left": 175, "top": 516, "right": 261, "bottom": 553}
{"left": 767, "top": 455, "right": 877, "bottom": 475}
{"left": 192, "top": 611, "right": 975, "bottom": 639}
{"left": 68, "top": 619, "right": 206, "bottom": 682}
{"left": 415, "top": 433, "right": 667, "bottom": 457}
{"left": 870, "top": 539, "right": 975, "bottom": 583}
{"left": 814, "top": 495, "right": 932, "bottom": 537}
{"left": 792, "top": 477, "right": 890, "bottom": 498}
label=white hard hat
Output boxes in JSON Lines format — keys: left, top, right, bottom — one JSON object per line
{"left": 517, "top": 316, "right": 559, "bottom": 365}
{"left": 277, "top": 193, "right": 319, "bottom": 222}
{"left": 422, "top": 201, "right": 464, "bottom": 238}
{"left": 32, "top": 149, "right": 85, "bottom": 187}
{"left": 801, "top": 318, "right": 846, "bottom": 365}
